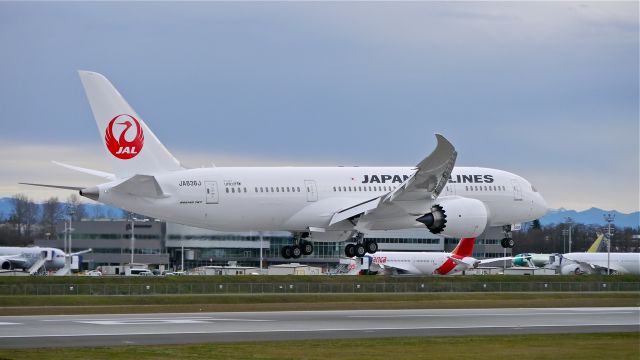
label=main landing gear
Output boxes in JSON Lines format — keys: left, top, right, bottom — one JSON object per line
{"left": 281, "top": 232, "right": 314, "bottom": 260}
{"left": 500, "top": 225, "right": 515, "bottom": 248}
{"left": 345, "top": 233, "right": 378, "bottom": 258}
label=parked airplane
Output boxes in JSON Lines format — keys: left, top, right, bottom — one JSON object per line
{"left": 365, "top": 238, "right": 511, "bottom": 275}
{"left": 0, "top": 247, "right": 91, "bottom": 274}
{"left": 512, "top": 232, "right": 607, "bottom": 268}
{"left": 558, "top": 252, "right": 640, "bottom": 275}
{"left": 22, "top": 71, "right": 547, "bottom": 259}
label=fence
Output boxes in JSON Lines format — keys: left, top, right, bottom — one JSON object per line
{"left": 0, "top": 281, "right": 638, "bottom": 296}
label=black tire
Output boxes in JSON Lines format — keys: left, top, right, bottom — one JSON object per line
{"left": 301, "top": 241, "right": 313, "bottom": 256}
{"left": 365, "top": 240, "right": 378, "bottom": 254}
{"left": 281, "top": 246, "right": 292, "bottom": 259}
{"left": 345, "top": 244, "right": 356, "bottom": 258}
{"left": 354, "top": 244, "right": 366, "bottom": 258}
{"left": 291, "top": 245, "right": 302, "bottom": 259}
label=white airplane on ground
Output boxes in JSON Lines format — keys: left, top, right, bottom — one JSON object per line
{"left": 365, "top": 238, "right": 512, "bottom": 275}
{"left": 558, "top": 252, "right": 640, "bottom": 275}
{"left": 22, "top": 71, "right": 547, "bottom": 259}
{"left": 0, "top": 246, "right": 91, "bottom": 274}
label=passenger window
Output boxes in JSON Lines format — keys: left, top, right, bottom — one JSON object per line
{"left": 260, "top": 187, "right": 264, "bottom": 193}
{"left": 254, "top": 187, "right": 258, "bottom": 193}
{"left": 232, "top": 188, "right": 235, "bottom": 193}
{"left": 287, "top": 187, "right": 290, "bottom": 192}
{"left": 271, "top": 187, "right": 274, "bottom": 192}
{"left": 244, "top": 187, "right": 247, "bottom": 193}
{"left": 297, "top": 187, "right": 301, "bottom": 192}
{"left": 276, "top": 187, "right": 279, "bottom": 192}
{"left": 358, "top": 186, "right": 362, "bottom": 191}
{"left": 226, "top": 188, "right": 229, "bottom": 193}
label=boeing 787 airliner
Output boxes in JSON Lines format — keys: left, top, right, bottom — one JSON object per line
{"left": 23, "top": 71, "right": 547, "bottom": 259}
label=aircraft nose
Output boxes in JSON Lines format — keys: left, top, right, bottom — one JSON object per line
{"left": 533, "top": 193, "right": 548, "bottom": 218}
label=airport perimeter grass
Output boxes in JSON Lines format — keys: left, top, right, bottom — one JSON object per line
{"left": 0, "top": 274, "right": 638, "bottom": 284}
{"left": 0, "top": 292, "right": 637, "bottom": 315}
{"left": 0, "top": 333, "right": 638, "bottom": 360}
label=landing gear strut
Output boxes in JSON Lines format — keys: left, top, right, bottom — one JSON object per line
{"left": 281, "top": 232, "right": 314, "bottom": 260}
{"left": 345, "top": 233, "right": 378, "bottom": 258}
{"left": 500, "top": 225, "right": 514, "bottom": 248}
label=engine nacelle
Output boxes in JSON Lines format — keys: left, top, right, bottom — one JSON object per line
{"left": 1, "top": 260, "right": 12, "bottom": 270}
{"left": 561, "top": 264, "right": 586, "bottom": 275}
{"left": 416, "top": 197, "right": 488, "bottom": 238}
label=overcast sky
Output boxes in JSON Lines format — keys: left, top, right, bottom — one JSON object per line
{"left": 0, "top": 1, "right": 638, "bottom": 213}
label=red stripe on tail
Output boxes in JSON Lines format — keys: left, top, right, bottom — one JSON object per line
{"left": 434, "top": 238, "right": 476, "bottom": 275}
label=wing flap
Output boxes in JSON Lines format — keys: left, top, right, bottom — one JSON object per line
{"left": 111, "top": 175, "right": 166, "bottom": 198}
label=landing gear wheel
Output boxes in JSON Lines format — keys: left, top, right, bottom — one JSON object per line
{"left": 301, "top": 241, "right": 314, "bottom": 256}
{"left": 345, "top": 244, "right": 356, "bottom": 258}
{"left": 281, "top": 246, "right": 292, "bottom": 259}
{"left": 364, "top": 240, "right": 378, "bottom": 254}
{"left": 354, "top": 244, "right": 366, "bottom": 258}
{"left": 501, "top": 238, "right": 514, "bottom": 248}
{"left": 291, "top": 245, "right": 302, "bottom": 259}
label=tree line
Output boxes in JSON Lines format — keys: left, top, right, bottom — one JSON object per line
{"left": 513, "top": 220, "right": 638, "bottom": 254}
{"left": 0, "top": 194, "right": 124, "bottom": 246}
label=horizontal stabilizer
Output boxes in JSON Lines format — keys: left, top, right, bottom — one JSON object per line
{"left": 52, "top": 161, "right": 116, "bottom": 180}
{"left": 112, "top": 175, "right": 166, "bottom": 198}
{"left": 19, "top": 183, "right": 84, "bottom": 191}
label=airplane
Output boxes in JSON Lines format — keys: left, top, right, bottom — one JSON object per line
{"left": 22, "top": 71, "right": 547, "bottom": 259}
{"left": 558, "top": 252, "right": 640, "bottom": 275}
{"left": 512, "top": 232, "right": 607, "bottom": 268}
{"left": 364, "top": 238, "right": 512, "bottom": 275}
{"left": 0, "top": 246, "right": 91, "bottom": 274}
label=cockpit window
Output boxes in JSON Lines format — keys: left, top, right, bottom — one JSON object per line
{"left": 531, "top": 185, "right": 538, "bottom": 192}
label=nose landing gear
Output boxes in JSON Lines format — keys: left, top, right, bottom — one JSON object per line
{"left": 500, "top": 225, "right": 514, "bottom": 248}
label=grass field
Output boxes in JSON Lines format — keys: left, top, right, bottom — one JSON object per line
{"left": 0, "top": 292, "right": 637, "bottom": 315}
{"left": 0, "top": 333, "right": 638, "bottom": 360}
{"left": 0, "top": 274, "right": 638, "bottom": 284}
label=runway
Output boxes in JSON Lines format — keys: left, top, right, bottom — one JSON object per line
{"left": 0, "top": 307, "right": 637, "bottom": 348}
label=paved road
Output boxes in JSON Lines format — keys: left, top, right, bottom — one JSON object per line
{"left": 0, "top": 307, "right": 637, "bottom": 348}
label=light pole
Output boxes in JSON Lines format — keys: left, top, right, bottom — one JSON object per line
{"left": 603, "top": 213, "right": 615, "bottom": 275}
{"left": 561, "top": 229, "right": 568, "bottom": 253}
{"left": 65, "top": 208, "right": 75, "bottom": 270}
{"left": 259, "top": 231, "right": 264, "bottom": 272}
{"left": 565, "top": 217, "right": 574, "bottom": 253}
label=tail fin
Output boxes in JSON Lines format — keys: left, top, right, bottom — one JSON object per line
{"left": 587, "top": 232, "right": 604, "bottom": 253}
{"left": 451, "top": 237, "right": 476, "bottom": 258}
{"left": 78, "top": 71, "right": 183, "bottom": 178}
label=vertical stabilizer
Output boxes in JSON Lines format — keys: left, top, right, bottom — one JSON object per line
{"left": 78, "top": 71, "right": 183, "bottom": 178}
{"left": 451, "top": 237, "right": 476, "bottom": 258}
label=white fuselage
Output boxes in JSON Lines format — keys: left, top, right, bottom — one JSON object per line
{"left": 0, "top": 247, "right": 66, "bottom": 270}
{"left": 560, "top": 253, "right": 640, "bottom": 275}
{"left": 97, "top": 166, "right": 546, "bottom": 234}
{"left": 367, "top": 251, "right": 474, "bottom": 275}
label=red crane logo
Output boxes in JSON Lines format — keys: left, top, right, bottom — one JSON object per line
{"left": 105, "top": 114, "right": 145, "bottom": 159}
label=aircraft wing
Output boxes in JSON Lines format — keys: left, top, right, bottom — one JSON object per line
{"left": 478, "top": 256, "right": 513, "bottom": 265}
{"left": 563, "top": 256, "right": 627, "bottom": 274}
{"left": 329, "top": 134, "right": 457, "bottom": 229}
{"left": 378, "top": 261, "right": 421, "bottom": 275}
{"left": 0, "top": 255, "right": 30, "bottom": 270}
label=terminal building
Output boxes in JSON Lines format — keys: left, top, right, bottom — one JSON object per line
{"left": 35, "top": 219, "right": 511, "bottom": 271}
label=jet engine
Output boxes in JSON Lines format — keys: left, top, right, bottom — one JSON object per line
{"left": 416, "top": 197, "right": 488, "bottom": 238}
{"left": 560, "top": 264, "right": 587, "bottom": 275}
{"left": 1, "top": 260, "right": 12, "bottom": 270}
